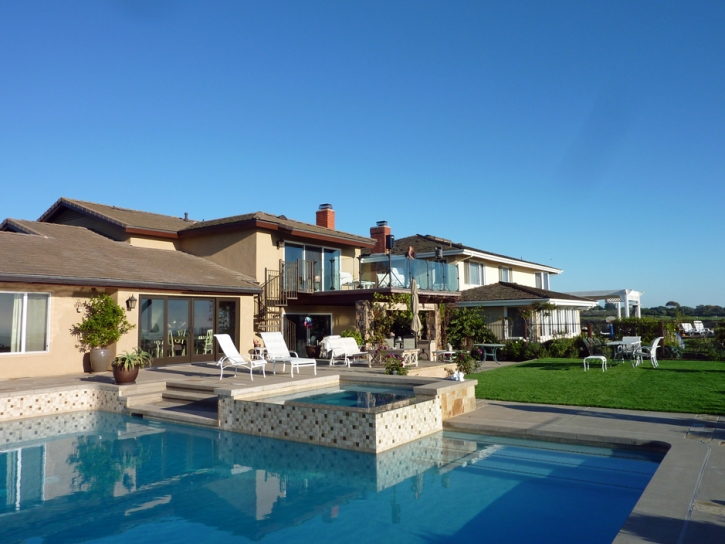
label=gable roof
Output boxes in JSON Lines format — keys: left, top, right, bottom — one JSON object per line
{"left": 39, "top": 197, "right": 196, "bottom": 235}
{"left": 389, "top": 234, "right": 561, "bottom": 273}
{"left": 460, "top": 282, "right": 594, "bottom": 304}
{"left": 179, "top": 211, "right": 375, "bottom": 247}
{"left": 0, "top": 220, "right": 259, "bottom": 294}
{"left": 38, "top": 198, "right": 375, "bottom": 248}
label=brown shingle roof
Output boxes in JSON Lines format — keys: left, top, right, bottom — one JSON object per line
{"left": 39, "top": 198, "right": 196, "bottom": 233}
{"left": 460, "top": 282, "right": 594, "bottom": 303}
{"left": 388, "top": 234, "right": 559, "bottom": 271}
{"left": 0, "top": 221, "right": 259, "bottom": 293}
{"left": 180, "top": 211, "right": 375, "bottom": 247}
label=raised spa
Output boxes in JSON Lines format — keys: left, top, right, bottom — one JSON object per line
{"left": 216, "top": 374, "right": 477, "bottom": 453}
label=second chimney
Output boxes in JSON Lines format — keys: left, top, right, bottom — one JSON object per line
{"left": 370, "top": 220, "right": 391, "bottom": 254}
{"left": 316, "top": 203, "right": 335, "bottom": 229}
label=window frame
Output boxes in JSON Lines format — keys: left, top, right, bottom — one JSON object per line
{"left": 467, "top": 262, "right": 484, "bottom": 286}
{"left": 499, "top": 267, "right": 512, "bottom": 283}
{"left": 0, "top": 291, "right": 51, "bottom": 355}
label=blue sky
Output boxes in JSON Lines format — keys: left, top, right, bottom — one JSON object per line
{"left": 1, "top": 1, "right": 723, "bottom": 307}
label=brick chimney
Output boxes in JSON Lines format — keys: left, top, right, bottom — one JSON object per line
{"left": 370, "top": 221, "right": 391, "bottom": 254}
{"left": 316, "top": 203, "right": 335, "bottom": 229}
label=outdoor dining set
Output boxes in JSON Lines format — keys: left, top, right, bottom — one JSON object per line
{"left": 583, "top": 336, "right": 662, "bottom": 371}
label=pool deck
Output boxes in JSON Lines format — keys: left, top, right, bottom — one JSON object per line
{"left": 1, "top": 357, "right": 723, "bottom": 543}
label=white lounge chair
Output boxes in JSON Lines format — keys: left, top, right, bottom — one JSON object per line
{"left": 320, "top": 335, "right": 341, "bottom": 359}
{"left": 328, "top": 337, "right": 371, "bottom": 367}
{"left": 680, "top": 323, "right": 696, "bottom": 336}
{"left": 634, "top": 337, "right": 662, "bottom": 368}
{"left": 260, "top": 332, "right": 317, "bottom": 377}
{"left": 693, "top": 321, "right": 713, "bottom": 336}
{"left": 214, "top": 334, "right": 267, "bottom": 380}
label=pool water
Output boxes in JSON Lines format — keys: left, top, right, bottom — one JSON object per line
{"left": 266, "top": 383, "right": 415, "bottom": 408}
{"left": 0, "top": 412, "right": 662, "bottom": 544}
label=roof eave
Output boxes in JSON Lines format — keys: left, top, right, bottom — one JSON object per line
{"left": 459, "top": 298, "right": 597, "bottom": 308}
{"left": 0, "top": 273, "right": 260, "bottom": 294}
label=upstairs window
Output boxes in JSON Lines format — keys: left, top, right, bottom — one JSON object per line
{"left": 499, "top": 267, "right": 512, "bottom": 283}
{"left": 0, "top": 292, "right": 50, "bottom": 354}
{"left": 535, "top": 272, "right": 550, "bottom": 290}
{"left": 466, "top": 262, "right": 484, "bottom": 286}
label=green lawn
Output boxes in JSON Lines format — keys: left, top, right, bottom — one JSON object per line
{"left": 470, "top": 359, "right": 725, "bottom": 415}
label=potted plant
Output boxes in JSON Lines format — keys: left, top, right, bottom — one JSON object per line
{"left": 112, "top": 347, "right": 152, "bottom": 384}
{"left": 382, "top": 351, "right": 408, "bottom": 376}
{"left": 71, "top": 294, "right": 134, "bottom": 372}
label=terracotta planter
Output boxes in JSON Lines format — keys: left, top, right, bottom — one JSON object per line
{"left": 305, "top": 345, "right": 321, "bottom": 358}
{"left": 90, "top": 348, "right": 112, "bottom": 372}
{"left": 112, "top": 364, "right": 140, "bottom": 385}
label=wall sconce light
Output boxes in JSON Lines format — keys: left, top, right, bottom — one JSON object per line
{"left": 126, "top": 295, "right": 137, "bottom": 311}
{"left": 276, "top": 239, "right": 285, "bottom": 249}
{"left": 74, "top": 300, "right": 83, "bottom": 313}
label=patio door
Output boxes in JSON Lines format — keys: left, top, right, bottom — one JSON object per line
{"left": 283, "top": 314, "right": 331, "bottom": 356}
{"left": 138, "top": 296, "right": 238, "bottom": 366}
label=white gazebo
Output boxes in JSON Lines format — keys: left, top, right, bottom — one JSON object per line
{"left": 566, "top": 289, "right": 643, "bottom": 319}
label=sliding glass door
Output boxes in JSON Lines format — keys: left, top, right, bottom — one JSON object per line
{"left": 139, "top": 296, "right": 238, "bottom": 366}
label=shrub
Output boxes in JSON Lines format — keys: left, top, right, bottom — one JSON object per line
{"left": 612, "top": 317, "right": 675, "bottom": 344}
{"left": 340, "top": 328, "right": 363, "bottom": 346}
{"left": 543, "top": 337, "right": 579, "bottom": 358}
{"left": 445, "top": 307, "right": 497, "bottom": 348}
{"left": 452, "top": 350, "right": 480, "bottom": 374}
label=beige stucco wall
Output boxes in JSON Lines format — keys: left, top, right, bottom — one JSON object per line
{"left": 181, "top": 227, "right": 364, "bottom": 285}
{"left": 0, "top": 283, "right": 102, "bottom": 379}
{"left": 179, "top": 229, "right": 261, "bottom": 280}
{"left": 127, "top": 235, "right": 179, "bottom": 250}
{"left": 0, "top": 283, "right": 255, "bottom": 380}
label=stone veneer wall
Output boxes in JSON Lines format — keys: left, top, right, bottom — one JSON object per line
{"left": 219, "top": 396, "right": 442, "bottom": 453}
{"left": 0, "top": 410, "right": 126, "bottom": 448}
{"left": 0, "top": 386, "right": 124, "bottom": 426}
{"left": 439, "top": 384, "right": 477, "bottom": 419}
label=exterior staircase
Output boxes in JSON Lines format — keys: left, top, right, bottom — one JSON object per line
{"left": 256, "top": 259, "right": 301, "bottom": 333}
{"left": 119, "top": 381, "right": 219, "bottom": 427}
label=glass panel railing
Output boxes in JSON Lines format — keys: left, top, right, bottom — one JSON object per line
{"left": 359, "top": 257, "right": 459, "bottom": 291}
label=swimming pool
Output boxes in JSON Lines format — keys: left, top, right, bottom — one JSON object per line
{"left": 265, "top": 383, "right": 416, "bottom": 407}
{"left": 0, "top": 411, "right": 662, "bottom": 543}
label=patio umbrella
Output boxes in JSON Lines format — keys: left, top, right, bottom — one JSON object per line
{"left": 411, "top": 279, "right": 422, "bottom": 343}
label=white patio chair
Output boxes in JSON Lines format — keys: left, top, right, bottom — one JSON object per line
{"left": 214, "top": 334, "right": 267, "bottom": 380}
{"left": 693, "top": 321, "right": 713, "bottom": 336}
{"left": 634, "top": 337, "right": 663, "bottom": 368}
{"left": 260, "top": 332, "right": 317, "bottom": 377}
{"left": 329, "top": 337, "right": 371, "bottom": 368}
{"left": 680, "top": 323, "right": 696, "bottom": 336}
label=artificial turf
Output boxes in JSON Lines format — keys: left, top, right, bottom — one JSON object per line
{"left": 469, "top": 359, "right": 725, "bottom": 415}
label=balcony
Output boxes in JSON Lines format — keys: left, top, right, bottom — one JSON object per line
{"left": 359, "top": 256, "right": 459, "bottom": 292}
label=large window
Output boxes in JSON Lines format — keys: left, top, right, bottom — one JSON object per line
{"left": 284, "top": 243, "right": 342, "bottom": 292}
{"left": 0, "top": 292, "right": 50, "bottom": 354}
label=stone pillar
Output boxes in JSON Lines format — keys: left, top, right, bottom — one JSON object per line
{"left": 355, "top": 300, "right": 373, "bottom": 344}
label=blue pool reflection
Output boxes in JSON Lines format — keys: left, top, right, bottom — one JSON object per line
{"left": 0, "top": 412, "right": 662, "bottom": 543}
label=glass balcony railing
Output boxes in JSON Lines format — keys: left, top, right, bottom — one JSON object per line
{"left": 359, "top": 256, "right": 459, "bottom": 292}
